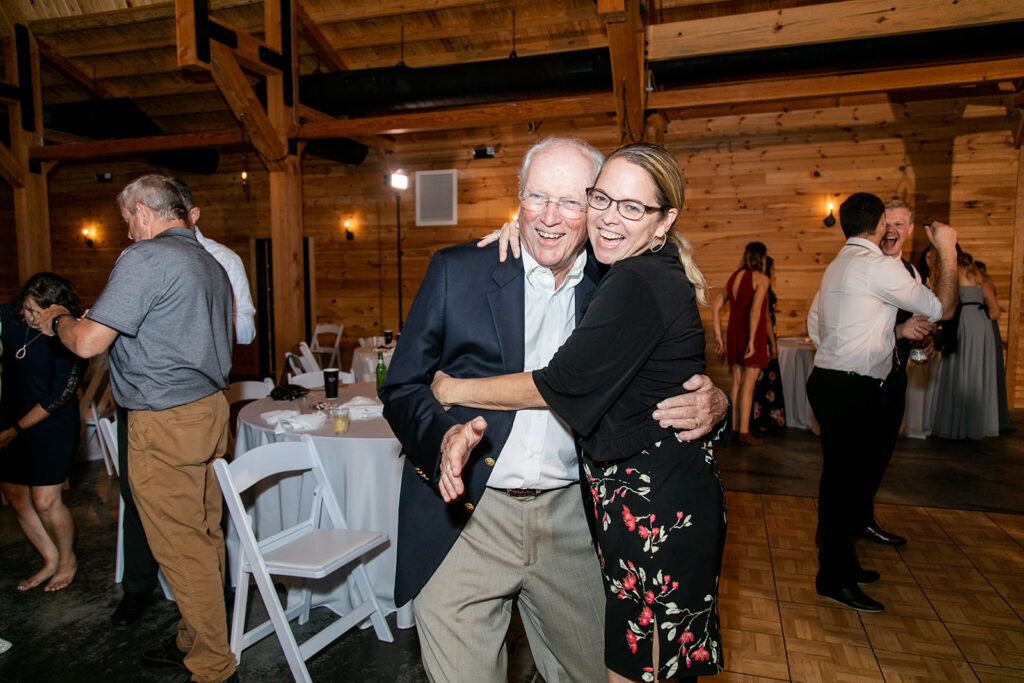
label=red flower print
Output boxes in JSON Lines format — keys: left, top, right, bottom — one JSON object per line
{"left": 622, "top": 573, "right": 636, "bottom": 591}
{"left": 622, "top": 506, "right": 637, "bottom": 531}
{"left": 663, "top": 574, "right": 671, "bottom": 583}
{"left": 618, "top": 588, "right": 627, "bottom": 599}
{"left": 692, "top": 646, "right": 710, "bottom": 662}
{"left": 650, "top": 514, "right": 656, "bottom": 523}
{"left": 628, "top": 560, "right": 635, "bottom": 570}
{"left": 652, "top": 527, "right": 659, "bottom": 538}
{"left": 638, "top": 606, "right": 653, "bottom": 626}
{"left": 679, "top": 629, "right": 694, "bottom": 644}
{"left": 672, "top": 581, "right": 679, "bottom": 590}
{"left": 644, "top": 590, "right": 655, "bottom": 604}
{"left": 676, "top": 511, "right": 683, "bottom": 520}
{"left": 625, "top": 468, "right": 634, "bottom": 474}
{"left": 639, "top": 526, "right": 650, "bottom": 539}
{"left": 626, "top": 630, "right": 638, "bottom": 654}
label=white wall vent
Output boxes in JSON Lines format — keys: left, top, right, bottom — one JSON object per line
{"left": 415, "top": 169, "right": 458, "bottom": 226}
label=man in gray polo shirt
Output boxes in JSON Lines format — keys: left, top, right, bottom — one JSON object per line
{"left": 39, "top": 174, "right": 237, "bottom": 683}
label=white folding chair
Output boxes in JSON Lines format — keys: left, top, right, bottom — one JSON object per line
{"left": 284, "top": 352, "right": 305, "bottom": 379}
{"left": 80, "top": 357, "right": 115, "bottom": 473}
{"left": 287, "top": 371, "right": 324, "bottom": 390}
{"left": 309, "top": 324, "right": 343, "bottom": 369}
{"left": 225, "top": 379, "right": 275, "bottom": 404}
{"left": 338, "top": 371, "right": 355, "bottom": 385}
{"left": 298, "top": 342, "right": 321, "bottom": 374}
{"left": 98, "top": 416, "right": 175, "bottom": 601}
{"left": 214, "top": 437, "right": 393, "bottom": 681}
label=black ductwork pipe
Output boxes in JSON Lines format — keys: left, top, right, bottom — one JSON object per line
{"left": 290, "top": 48, "right": 612, "bottom": 118}
{"left": 650, "top": 21, "right": 1024, "bottom": 89}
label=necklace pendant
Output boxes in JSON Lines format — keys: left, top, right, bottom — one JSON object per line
{"left": 15, "top": 345, "right": 27, "bottom": 360}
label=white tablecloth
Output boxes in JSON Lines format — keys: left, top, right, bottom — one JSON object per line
{"left": 777, "top": 337, "right": 818, "bottom": 432}
{"left": 352, "top": 346, "right": 394, "bottom": 383}
{"left": 232, "top": 382, "right": 413, "bottom": 629}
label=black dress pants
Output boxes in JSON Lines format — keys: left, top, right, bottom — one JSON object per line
{"left": 116, "top": 404, "right": 160, "bottom": 594}
{"left": 868, "top": 366, "right": 908, "bottom": 525}
{"left": 806, "top": 368, "right": 885, "bottom": 588}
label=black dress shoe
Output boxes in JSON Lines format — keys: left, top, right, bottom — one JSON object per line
{"left": 111, "top": 591, "right": 154, "bottom": 631}
{"left": 817, "top": 584, "right": 885, "bottom": 613}
{"left": 141, "top": 635, "right": 187, "bottom": 670}
{"left": 861, "top": 523, "right": 907, "bottom": 546}
{"left": 856, "top": 569, "right": 881, "bottom": 585}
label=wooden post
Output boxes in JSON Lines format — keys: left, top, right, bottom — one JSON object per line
{"left": 600, "top": 0, "right": 646, "bottom": 144}
{"left": 7, "top": 25, "right": 51, "bottom": 281}
{"left": 1005, "top": 143, "right": 1024, "bottom": 409}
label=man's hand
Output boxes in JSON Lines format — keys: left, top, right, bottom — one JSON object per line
{"left": 925, "top": 221, "right": 957, "bottom": 257}
{"left": 37, "top": 305, "right": 71, "bottom": 337}
{"left": 652, "top": 374, "right": 728, "bottom": 441}
{"left": 438, "top": 417, "right": 487, "bottom": 503}
{"left": 897, "top": 315, "right": 935, "bottom": 341}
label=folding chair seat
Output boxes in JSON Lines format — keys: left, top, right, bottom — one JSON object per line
{"left": 214, "top": 437, "right": 393, "bottom": 682}
{"left": 225, "top": 379, "right": 275, "bottom": 404}
{"left": 287, "top": 371, "right": 324, "bottom": 390}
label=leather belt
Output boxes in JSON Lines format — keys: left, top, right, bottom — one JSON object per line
{"left": 492, "top": 487, "right": 548, "bottom": 498}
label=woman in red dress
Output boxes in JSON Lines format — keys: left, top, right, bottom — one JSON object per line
{"left": 711, "top": 242, "right": 770, "bottom": 446}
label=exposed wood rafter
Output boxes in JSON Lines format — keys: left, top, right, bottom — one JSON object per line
{"left": 648, "top": 57, "right": 1024, "bottom": 110}
{"left": 648, "top": 0, "right": 1024, "bottom": 62}
{"left": 295, "top": 1, "right": 348, "bottom": 72}
{"left": 35, "top": 35, "right": 113, "bottom": 98}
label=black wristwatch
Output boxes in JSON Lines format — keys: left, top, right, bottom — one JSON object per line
{"left": 51, "top": 313, "right": 72, "bottom": 335}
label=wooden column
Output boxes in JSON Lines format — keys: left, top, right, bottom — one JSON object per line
{"left": 266, "top": 0, "right": 305, "bottom": 370}
{"left": 1005, "top": 143, "right": 1024, "bottom": 409}
{"left": 600, "top": 0, "right": 646, "bottom": 144}
{"left": 6, "top": 25, "right": 51, "bottom": 281}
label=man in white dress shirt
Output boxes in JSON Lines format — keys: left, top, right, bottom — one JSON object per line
{"left": 806, "top": 192, "right": 957, "bottom": 613}
{"left": 173, "top": 179, "right": 257, "bottom": 345}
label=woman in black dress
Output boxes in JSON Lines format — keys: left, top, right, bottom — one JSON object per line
{"left": 0, "top": 273, "right": 85, "bottom": 591}
{"left": 434, "top": 143, "right": 725, "bottom": 681}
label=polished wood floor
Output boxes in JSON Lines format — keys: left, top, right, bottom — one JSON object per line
{"left": 715, "top": 490, "right": 1024, "bottom": 682}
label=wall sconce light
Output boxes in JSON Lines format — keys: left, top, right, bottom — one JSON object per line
{"left": 390, "top": 172, "right": 408, "bottom": 190}
{"left": 823, "top": 201, "right": 836, "bottom": 227}
{"left": 512, "top": 211, "right": 518, "bottom": 221}
{"left": 344, "top": 219, "right": 354, "bottom": 241}
{"left": 81, "top": 227, "right": 95, "bottom": 248}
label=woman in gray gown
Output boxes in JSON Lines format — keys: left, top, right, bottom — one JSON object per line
{"left": 931, "top": 250, "right": 1000, "bottom": 440}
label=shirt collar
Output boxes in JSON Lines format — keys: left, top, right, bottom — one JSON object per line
{"left": 846, "top": 236, "right": 882, "bottom": 255}
{"left": 521, "top": 248, "right": 588, "bottom": 293}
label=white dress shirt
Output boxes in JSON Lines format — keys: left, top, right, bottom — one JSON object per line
{"left": 488, "top": 248, "right": 588, "bottom": 490}
{"left": 807, "top": 236, "right": 941, "bottom": 380}
{"left": 194, "top": 226, "right": 257, "bottom": 345}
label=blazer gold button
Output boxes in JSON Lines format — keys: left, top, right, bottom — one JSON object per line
{"left": 484, "top": 458, "right": 495, "bottom": 467}
{"left": 463, "top": 502, "right": 474, "bottom": 511}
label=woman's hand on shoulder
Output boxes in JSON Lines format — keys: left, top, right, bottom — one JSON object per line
{"left": 476, "top": 221, "right": 521, "bottom": 262}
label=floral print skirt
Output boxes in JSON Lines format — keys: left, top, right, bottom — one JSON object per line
{"left": 583, "top": 436, "right": 726, "bottom": 681}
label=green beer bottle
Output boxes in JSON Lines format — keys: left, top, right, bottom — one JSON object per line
{"left": 376, "top": 351, "right": 387, "bottom": 390}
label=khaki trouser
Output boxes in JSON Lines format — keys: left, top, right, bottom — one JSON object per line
{"left": 414, "top": 485, "right": 606, "bottom": 683}
{"left": 128, "top": 392, "right": 234, "bottom": 683}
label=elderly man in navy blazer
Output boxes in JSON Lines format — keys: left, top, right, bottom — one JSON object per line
{"left": 380, "top": 137, "right": 728, "bottom": 682}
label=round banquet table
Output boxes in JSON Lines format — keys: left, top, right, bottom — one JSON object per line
{"left": 351, "top": 345, "right": 395, "bottom": 383}
{"left": 776, "top": 337, "right": 819, "bottom": 433}
{"left": 231, "top": 382, "right": 413, "bottom": 629}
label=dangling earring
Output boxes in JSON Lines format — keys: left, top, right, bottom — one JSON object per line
{"left": 649, "top": 233, "right": 666, "bottom": 253}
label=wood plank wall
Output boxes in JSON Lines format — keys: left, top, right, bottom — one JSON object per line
{"left": 1, "top": 89, "right": 1020, "bottom": 406}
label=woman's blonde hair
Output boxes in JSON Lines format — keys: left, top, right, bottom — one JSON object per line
{"left": 602, "top": 142, "right": 709, "bottom": 306}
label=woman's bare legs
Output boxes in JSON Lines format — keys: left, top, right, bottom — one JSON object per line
{"left": 31, "top": 484, "right": 77, "bottom": 591}
{"left": 0, "top": 482, "right": 60, "bottom": 590}
{"left": 737, "top": 365, "right": 761, "bottom": 434}
{"left": 729, "top": 365, "right": 742, "bottom": 429}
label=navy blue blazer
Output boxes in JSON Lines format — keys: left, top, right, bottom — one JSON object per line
{"left": 380, "top": 241, "right": 601, "bottom": 606}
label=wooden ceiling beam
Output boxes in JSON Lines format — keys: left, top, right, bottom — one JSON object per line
{"left": 34, "top": 36, "right": 114, "bottom": 99}
{"left": 304, "top": 0, "right": 489, "bottom": 24}
{"left": 209, "top": 42, "right": 288, "bottom": 165}
{"left": 599, "top": 0, "right": 646, "bottom": 144}
{"left": 648, "top": 0, "right": 1024, "bottom": 62}
{"left": 648, "top": 57, "right": 1024, "bottom": 110}
{"left": 29, "top": 129, "right": 245, "bottom": 161}
{"left": 293, "top": 93, "right": 617, "bottom": 137}
{"left": 0, "top": 139, "right": 24, "bottom": 188}
{"left": 295, "top": 1, "right": 348, "bottom": 72}
{"left": 27, "top": 0, "right": 255, "bottom": 35}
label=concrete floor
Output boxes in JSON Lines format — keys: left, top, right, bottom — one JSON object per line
{"left": 0, "top": 417, "right": 1021, "bottom": 683}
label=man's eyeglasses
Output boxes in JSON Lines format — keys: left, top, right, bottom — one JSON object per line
{"left": 520, "top": 191, "right": 588, "bottom": 219}
{"left": 586, "top": 188, "right": 663, "bottom": 221}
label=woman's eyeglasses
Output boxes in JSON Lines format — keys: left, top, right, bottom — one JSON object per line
{"left": 586, "top": 188, "right": 662, "bottom": 221}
